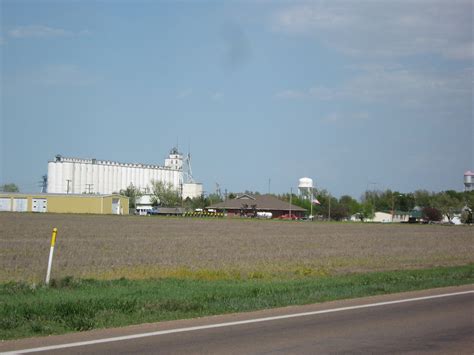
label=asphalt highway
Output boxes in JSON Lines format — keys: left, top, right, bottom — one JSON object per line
{"left": 2, "top": 285, "right": 473, "bottom": 354}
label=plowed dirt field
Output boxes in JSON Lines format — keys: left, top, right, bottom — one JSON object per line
{"left": 1, "top": 213, "right": 472, "bottom": 281}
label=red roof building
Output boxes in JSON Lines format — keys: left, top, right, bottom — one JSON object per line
{"left": 207, "top": 194, "right": 307, "bottom": 219}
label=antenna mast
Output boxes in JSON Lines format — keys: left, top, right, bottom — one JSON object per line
{"left": 183, "top": 147, "right": 195, "bottom": 183}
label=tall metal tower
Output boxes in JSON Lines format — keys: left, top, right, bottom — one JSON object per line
{"left": 183, "top": 152, "right": 195, "bottom": 183}
{"left": 39, "top": 175, "right": 48, "bottom": 193}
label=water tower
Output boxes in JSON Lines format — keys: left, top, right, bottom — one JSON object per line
{"left": 298, "top": 177, "right": 314, "bottom": 199}
{"left": 464, "top": 171, "right": 474, "bottom": 191}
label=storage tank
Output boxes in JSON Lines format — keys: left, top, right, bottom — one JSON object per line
{"left": 47, "top": 161, "right": 56, "bottom": 193}
{"left": 464, "top": 171, "right": 474, "bottom": 191}
{"left": 298, "top": 177, "right": 314, "bottom": 199}
{"left": 183, "top": 183, "right": 203, "bottom": 200}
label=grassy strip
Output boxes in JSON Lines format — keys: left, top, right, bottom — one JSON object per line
{"left": 1, "top": 264, "right": 473, "bottom": 340}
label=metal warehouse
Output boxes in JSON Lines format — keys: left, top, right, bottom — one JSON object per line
{"left": 0, "top": 193, "right": 129, "bottom": 215}
{"left": 47, "top": 148, "right": 203, "bottom": 199}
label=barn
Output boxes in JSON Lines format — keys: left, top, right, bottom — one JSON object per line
{"left": 0, "top": 193, "right": 129, "bottom": 215}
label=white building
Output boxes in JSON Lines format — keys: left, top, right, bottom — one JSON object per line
{"left": 135, "top": 194, "right": 154, "bottom": 215}
{"left": 47, "top": 148, "right": 203, "bottom": 199}
{"left": 367, "top": 211, "right": 410, "bottom": 223}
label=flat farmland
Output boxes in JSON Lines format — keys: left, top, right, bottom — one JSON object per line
{"left": 0, "top": 213, "right": 472, "bottom": 282}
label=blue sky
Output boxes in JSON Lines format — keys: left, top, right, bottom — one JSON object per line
{"left": 1, "top": 0, "right": 472, "bottom": 198}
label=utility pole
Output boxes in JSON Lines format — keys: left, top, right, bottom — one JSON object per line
{"left": 224, "top": 189, "right": 227, "bottom": 216}
{"left": 366, "top": 181, "right": 378, "bottom": 220}
{"left": 268, "top": 178, "right": 271, "bottom": 194}
{"left": 328, "top": 193, "right": 331, "bottom": 221}
{"left": 66, "top": 179, "right": 72, "bottom": 194}
{"left": 391, "top": 193, "right": 403, "bottom": 222}
{"left": 289, "top": 187, "right": 292, "bottom": 218}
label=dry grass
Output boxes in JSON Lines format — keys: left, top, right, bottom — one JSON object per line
{"left": 0, "top": 212, "right": 472, "bottom": 282}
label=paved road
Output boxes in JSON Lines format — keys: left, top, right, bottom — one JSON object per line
{"left": 2, "top": 285, "right": 473, "bottom": 354}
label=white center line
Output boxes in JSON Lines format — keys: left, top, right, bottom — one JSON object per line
{"left": 3, "top": 290, "right": 473, "bottom": 354}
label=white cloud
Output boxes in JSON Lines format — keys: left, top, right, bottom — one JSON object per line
{"left": 32, "top": 65, "right": 97, "bottom": 87}
{"left": 275, "top": 89, "right": 306, "bottom": 99}
{"left": 211, "top": 92, "right": 224, "bottom": 100}
{"left": 178, "top": 89, "right": 193, "bottom": 98}
{"left": 78, "top": 29, "right": 92, "bottom": 36}
{"left": 276, "top": 86, "right": 337, "bottom": 100}
{"left": 442, "top": 41, "right": 474, "bottom": 60}
{"left": 272, "top": 1, "right": 473, "bottom": 60}
{"left": 8, "top": 25, "right": 71, "bottom": 38}
{"left": 7, "top": 25, "right": 90, "bottom": 39}
{"left": 344, "top": 66, "right": 472, "bottom": 109}
{"left": 321, "top": 111, "right": 370, "bottom": 124}
{"left": 276, "top": 65, "right": 472, "bottom": 113}
{"left": 322, "top": 112, "right": 340, "bottom": 123}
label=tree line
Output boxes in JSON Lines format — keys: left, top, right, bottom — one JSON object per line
{"left": 0, "top": 184, "right": 19, "bottom": 193}
{"left": 120, "top": 182, "right": 473, "bottom": 223}
{"left": 280, "top": 189, "right": 474, "bottom": 223}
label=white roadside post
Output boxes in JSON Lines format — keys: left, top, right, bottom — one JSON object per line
{"left": 45, "top": 228, "right": 58, "bottom": 285}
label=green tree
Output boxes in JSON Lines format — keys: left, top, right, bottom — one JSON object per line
{"left": 329, "top": 201, "right": 349, "bottom": 221}
{"left": 150, "top": 180, "right": 181, "bottom": 207}
{"left": 413, "top": 190, "right": 433, "bottom": 208}
{"left": 1, "top": 183, "right": 19, "bottom": 192}
{"left": 119, "top": 183, "right": 142, "bottom": 209}
{"left": 397, "top": 193, "right": 416, "bottom": 211}
{"left": 361, "top": 201, "right": 375, "bottom": 221}
{"left": 460, "top": 209, "right": 472, "bottom": 224}
{"left": 362, "top": 189, "right": 414, "bottom": 213}
{"left": 361, "top": 190, "right": 378, "bottom": 217}
{"left": 463, "top": 191, "right": 474, "bottom": 211}
{"left": 339, "top": 195, "right": 361, "bottom": 216}
{"left": 362, "top": 190, "right": 385, "bottom": 212}
{"left": 462, "top": 191, "right": 474, "bottom": 224}
{"left": 182, "top": 195, "right": 208, "bottom": 211}
{"left": 207, "top": 193, "right": 223, "bottom": 206}
{"left": 433, "top": 192, "right": 463, "bottom": 222}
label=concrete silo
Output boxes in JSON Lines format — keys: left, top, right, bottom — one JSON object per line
{"left": 47, "top": 149, "right": 186, "bottom": 196}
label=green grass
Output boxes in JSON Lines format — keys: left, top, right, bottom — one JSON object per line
{"left": 1, "top": 264, "right": 473, "bottom": 340}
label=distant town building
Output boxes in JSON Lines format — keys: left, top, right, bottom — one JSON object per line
{"left": 207, "top": 194, "right": 307, "bottom": 219}
{"left": 0, "top": 193, "right": 129, "bottom": 215}
{"left": 366, "top": 211, "right": 410, "bottom": 223}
